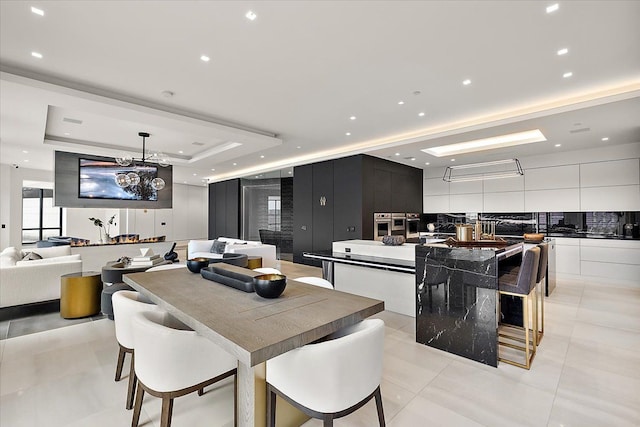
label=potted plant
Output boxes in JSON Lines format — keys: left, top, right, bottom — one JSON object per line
{"left": 89, "top": 214, "right": 117, "bottom": 243}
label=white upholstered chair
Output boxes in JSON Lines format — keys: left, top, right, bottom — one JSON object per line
{"left": 131, "top": 310, "right": 238, "bottom": 427}
{"left": 266, "top": 318, "right": 385, "bottom": 426}
{"left": 112, "top": 290, "right": 161, "bottom": 410}
{"left": 253, "top": 267, "right": 282, "bottom": 275}
{"left": 294, "top": 276, "right": 334, "bottom": 289}
{"left": 145, "top": 263, "right": 187, "bottom": 272}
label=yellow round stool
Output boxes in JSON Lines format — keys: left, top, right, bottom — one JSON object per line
{"left": 60, "top": 271, "right": 103, "bottom": 319}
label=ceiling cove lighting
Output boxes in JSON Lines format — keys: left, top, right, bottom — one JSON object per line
{"left": 422, "top": 129, "right": 547, "bottom": 157}
{"left": 114, "top": 132, "right": 168, "bottom": 191}
{"left": 546, "top": 3, "right": 559, "bottom": 13}
{"left": 443, "top": 159, "right": 524, "bottom": 182}
{"left": 31, "top": 51, "right": 42, "bottom": 59}
{"left": 31, "top": 6, "right": 44, "bottom": 16}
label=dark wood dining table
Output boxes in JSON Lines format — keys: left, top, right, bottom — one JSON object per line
{"left": 123, "top": 264, "right": 384, "bottom": 427}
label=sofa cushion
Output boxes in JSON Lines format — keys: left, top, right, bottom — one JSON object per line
{"left": 0, "top": 247, "right": 20, "bottom": 267}
{"left": 22, "top": 251, "right": 43, "bottom": 261}
{"left": 30, "top": 245, "right": 72, "bottom": 259}
{"left": 210, "top": 239, "right": 227, "bottom": 254}
{"left": 15, "top": 253, "right": 81, "bottom": 267}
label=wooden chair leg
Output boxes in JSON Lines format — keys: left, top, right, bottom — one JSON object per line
{"left": 131, "top": 386, "right": 144, "bottom": 427}
{"left": 198, "top": 387, "right": 204, "bottom": 396}
{"left": 115, "top": 345, "right": 126, "bottom": 381}
{"left": 126, "top": 352, "right": 137, "bottom": 410}
{"left": 160, "top": 397, "right": 174, "bottom": 427}
{"left": 374, "top": 386, "right": 386, "bottom": 427}
{"left": 323, "top": 418, "right": 333, "bottom": 427}
{"left": 267, "top": 384, "right": 276, "bottom": 427}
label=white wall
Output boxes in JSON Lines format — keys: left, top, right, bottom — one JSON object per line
{"left": 0, "top": 165, "right": 207, "bottom": 251}
{"left": 423, "top": 142, "right": 640, "bottom": 213}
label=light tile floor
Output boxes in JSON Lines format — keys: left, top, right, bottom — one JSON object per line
{"left": 1, "top": 273, "right": 639, "bottom": 426}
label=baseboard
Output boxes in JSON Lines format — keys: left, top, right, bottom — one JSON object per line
{"left": 0, "top": 299, "right": 60, "bottom": 321}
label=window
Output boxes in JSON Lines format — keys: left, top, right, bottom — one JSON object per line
{"left": 22, "top": 187, "right": 62, "bottom": 244}
{"left": 267, "top": 195, "right": 281, "bottom": 231}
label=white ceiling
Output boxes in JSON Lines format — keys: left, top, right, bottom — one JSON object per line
{"left": 1, "top": 1, "right": 639, "bottom": 186}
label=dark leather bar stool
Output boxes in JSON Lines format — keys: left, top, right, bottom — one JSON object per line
{"left": 498, "top": 246, "right": 540, "bottom": 369}
{"left": 535, "top": 243, "right": 549, "bottom": 345}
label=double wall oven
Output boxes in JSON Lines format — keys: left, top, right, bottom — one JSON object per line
{"left": 405, "top": 213, "right": 420, "bottom": 239}
{"left": 374, "top": 213, "right": 392, "bottom": 241}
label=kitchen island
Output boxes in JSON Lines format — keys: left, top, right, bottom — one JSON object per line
{"left": 415, "top": 241, "right": 522, "bottom": 367}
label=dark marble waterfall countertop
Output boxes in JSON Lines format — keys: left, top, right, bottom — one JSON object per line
{"left": 303, "top": 250, "right": 416, "bottom": 273}
{"left": 414, "top": 242, "right": 522, "bottom": 367}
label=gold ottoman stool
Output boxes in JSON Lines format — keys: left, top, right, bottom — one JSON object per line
{"left": 247, "top": 256, "right": 263, "bottom": 270}
{"left": 60, "top": 271, "right": 102, "bottom": 319}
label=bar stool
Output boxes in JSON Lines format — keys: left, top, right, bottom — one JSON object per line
{"left": 535, "top": 243, "right": 548, "bottom": 345}
{"left": 498, "top": 246, "right": 540, "bottom": 369}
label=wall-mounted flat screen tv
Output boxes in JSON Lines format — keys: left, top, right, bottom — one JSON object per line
{"left": 78, "top": 158, "right": 158, "bottom": 201}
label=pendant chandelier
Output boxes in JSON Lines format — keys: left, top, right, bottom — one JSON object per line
{"left": 114, "top": 132, "right": 169, "bottom": 191}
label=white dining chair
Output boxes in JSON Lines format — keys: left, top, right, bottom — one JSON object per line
{"left": 112, "top": 290, "right": 162, "bottom": 410}
{"left": 146, "top": 263, "right": 187, "bottom": 272}
{"left": 294, "top": 276, "right": 333, "bottom": 289}
{"left": 253, "top": 267, "right": 282, "bottom": 275}
{"left": 131, "top": 310, "right": 238, "bottom": 427}
{"left": 266, "top": 318, "right": 385, "bottom": 426}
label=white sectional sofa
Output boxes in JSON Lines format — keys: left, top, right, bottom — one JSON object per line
{"left": 0, "top": 246, "right": 83, "bottom": 308}
{"left": 188, "top": 237, "right": 277, "bottom": 268}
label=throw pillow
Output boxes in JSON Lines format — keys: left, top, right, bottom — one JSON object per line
{"left": 21, "top": 252, "right": 43, "bottom": 261}
{"left": 210, "top": 239, "right": 227, "bottom": 254}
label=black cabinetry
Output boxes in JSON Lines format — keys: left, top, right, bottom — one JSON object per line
{"left": 208, "top": 179, "right": 241, "bottom": 239}
{"left": 293, "top": 154, "right": 422, "bottom": 265}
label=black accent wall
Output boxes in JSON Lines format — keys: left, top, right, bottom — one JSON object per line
{"left": 293, "top": 154, "right": 423, "bottom": 265}
{"left": 208, "top": 179, "right": 241, "bottom": 239}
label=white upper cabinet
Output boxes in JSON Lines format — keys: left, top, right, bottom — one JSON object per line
{"left": 580, "top": 159, "right": 640, "bottom": 188}
{"left": 450, "top": 193, "right": 483, "bottom": 212}
{"left": 581, "top": 185, "right": 640, "bottom": 211}
{"left": 483, "top": 191, "right": 525, "bottom": 212}
{"left": 524, "top": 165, "right": 580, "bottom": 190}
{"left": 424, "top": 177, "right": 449, "bottom": 196}
{"left": 449, "top": 180, "right": 483, "bottom": 195}
{"left": 483, "top": 175, "right": 524, "bottom": 193}
{"left": 525, "top": 188, "right": 580, "bottom": 211}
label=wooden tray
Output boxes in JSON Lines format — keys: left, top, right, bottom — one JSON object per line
{"left": 445, "top": 237, "right": 509, "bottom": 247}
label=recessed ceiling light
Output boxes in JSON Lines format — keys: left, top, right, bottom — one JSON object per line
{"left": 178, "top": 150, "right": 184, "bottom": 154}
{"left": 345, "top": 132, "right": 351, "bottom": 136}
{"left": 296, "top": 146, "right": 301, "bottom": 149}
{"left": 246, "top": 10, "right": 257, "bottom": 20}
{"left": 425, "top": 162, "right": 430, "bottom": 165}
{"left": 462, "top": 79, "right": 471, "bottom": 86}
{"left": 557, "top": 48, "right": 568, "bottom": 56}
{"left": 288, "top": 171, "right": 292, "bottom": 174}
{"left": 546, "top": 3, "right": 559, "bottom": 13}
{"left": 31, "top": 6, "right": 44, "bottom": 16}
{"left": 233, "top": 163, "right": 237, "bottom": 166}
{"left": 260, "top": 155, "right": 265, "bottom": 158}
{"left": 350, "top": 116, "right": 356, "bottom": 120}
{"left": 555, "top": 144, "right": 562, "bottom": 147}
{"left": 398, "top": 101, "right": 405, "bottom": 105}
{"left": 31, "top": 51, "right": 42, "bottom": 59}
{"left": 211, "top": 168, "right": 215, "bottom": 171}
{"left": 200, "top": 55, "right": 210, "bottom": 62}
{"left": 451, "top": 159, "right": 455, "bottom": 162}
{"left": 395, "top": 152, "right": 400, "bottom": 156}
{"left": 601, "top": 137, "right": 609, "bottom": 141}
{"left": 410, "top": 158, "right": 416, "bottom": 161}
{"left": 184, "top": 181, "right": 187, "bottom": 184}
{"left": 563, "top": 71, "right": 573, "bottom": 78}
{"left": 193, "top": 173, "right": 197, "bottom": 176}
{"left": 423, "top": 129, "right": 547, "bottom": 157}
{"left": 22, "top": 150, "right": 28, "bottom": 153}
{"left": 64, "top": 132, "right": 70, "bottom": 136}
{"left": 24, "top": 159, "right": 29, "bottom": 163}
{"left": 418, "top": 112, "right": 425, "bottom": 117}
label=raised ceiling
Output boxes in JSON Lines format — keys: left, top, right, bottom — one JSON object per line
{"left": 1, "top": 1, "right": 639, "bottom": 185}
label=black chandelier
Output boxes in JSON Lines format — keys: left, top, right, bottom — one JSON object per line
{"left": 114, "top": 132, "right": 169, "bottom": 191}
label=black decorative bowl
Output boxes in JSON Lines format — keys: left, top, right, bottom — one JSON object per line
{"left": 252, "top": 274, "right": 287, "bottom": 298}
{"left": 186, "top": 257, "right": 210, "bottom": 273}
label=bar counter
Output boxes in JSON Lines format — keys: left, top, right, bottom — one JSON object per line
{"left": 415, "top": 241, "right": 522, "bottom": 367}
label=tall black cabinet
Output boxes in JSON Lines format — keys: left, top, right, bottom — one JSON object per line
{"left": 293, "top": 154, "right": 422, "bottom": 265}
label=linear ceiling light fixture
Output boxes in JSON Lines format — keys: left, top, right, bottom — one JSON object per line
{"left": 422, "top": 129, "right": 546, "bottom": 157}
{"left": 443, "top": 158, "right": 524, "bottom": 182}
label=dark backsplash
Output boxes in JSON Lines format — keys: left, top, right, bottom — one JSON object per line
{"left": 422, "top": 211, "right": 640, "bottom": 239}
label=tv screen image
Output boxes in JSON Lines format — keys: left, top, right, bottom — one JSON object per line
{"left": 79, "top": 158, "right": 159, "bottom": 201}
